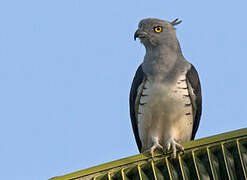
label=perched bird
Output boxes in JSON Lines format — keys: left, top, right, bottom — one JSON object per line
{"left": 129, "top": 18, "right": 202, "bottom": 158}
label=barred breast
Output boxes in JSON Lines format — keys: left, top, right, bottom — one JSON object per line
{"left": 136, "top": 72, "right": 193, "bottom": 151}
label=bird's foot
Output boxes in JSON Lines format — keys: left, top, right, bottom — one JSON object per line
{"left": 150, "top": 142, "right": 163, "bottom": 158}
{"left": 164, "top": 138, "right": 184, "bottom": 158}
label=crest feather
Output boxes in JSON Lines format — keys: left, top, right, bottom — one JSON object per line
{"left": 171, "top": 18, "right": 182, "bottom": 26}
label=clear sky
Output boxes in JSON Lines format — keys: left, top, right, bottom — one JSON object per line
{"left": 1, "top": 0, "right": 247, "bottom": 179}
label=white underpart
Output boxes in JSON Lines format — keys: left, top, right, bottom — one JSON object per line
{"left": 137, "top": 72, "right": 193, "bottom": 152}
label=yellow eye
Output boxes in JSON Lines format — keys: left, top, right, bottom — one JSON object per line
{"left": 154, "top": 26, "right": 163, "bottom": 33}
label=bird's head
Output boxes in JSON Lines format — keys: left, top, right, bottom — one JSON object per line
{"left": 134, "top": 18, "right": 182, "bottom": 49}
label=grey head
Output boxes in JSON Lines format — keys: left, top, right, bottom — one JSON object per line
{"left": 134, "top": 18, "right": 186, "bottom": 80}
{"left": 134, "top": 18, "right": 182, "bottom": 51}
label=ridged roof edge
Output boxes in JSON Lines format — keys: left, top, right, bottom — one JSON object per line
{"left": 50, "top": 128, "right": 247, "bottom": 180}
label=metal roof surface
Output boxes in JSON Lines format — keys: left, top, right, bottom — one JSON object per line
{"left": 50, "top": 128, "right": 247, "bottom": 180}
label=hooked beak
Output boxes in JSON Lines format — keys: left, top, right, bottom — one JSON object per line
{"left": 134, "top": 29, "right": 148, "bottom": 41}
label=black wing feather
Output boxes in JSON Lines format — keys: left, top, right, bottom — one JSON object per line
{"left": 186, "top": 64, "right": 202, "bottom": 140}
{"left": 129, "top": 64, "right": 144, "bottom": 152}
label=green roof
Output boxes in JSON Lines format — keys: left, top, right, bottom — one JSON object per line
{"left": 51, "top": 128, "right": 247, "bottom": 180}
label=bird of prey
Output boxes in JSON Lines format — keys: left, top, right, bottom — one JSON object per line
{"left": 129, "top": 18, "right": 202, "bottom": 158}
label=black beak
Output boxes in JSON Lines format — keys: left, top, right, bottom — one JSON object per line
{"left": 134, "top": 29, "right": 147, "bottom": 41}
{"left": 134, "top": 29, "right": 140, "bottom": 41}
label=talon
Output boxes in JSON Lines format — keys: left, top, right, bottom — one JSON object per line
{"left": 150, "top": 146, "right": 156, "bottom": 158}
{"left": 172, "top": 143, "right": 176, "bottom": 158}
{"left": 165, "top": 138, "right": 184, "bottom": 159}
{"left": 166, "top": 143, "right": 171, "bottom": 151}
{"left": 150, "top": 143, "right": 163, "bottom": 158}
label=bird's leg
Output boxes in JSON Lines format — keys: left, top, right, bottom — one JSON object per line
{"left": 150, "top": 137, "right": 163, "bottom": 158}
{"left": 164, "top": 138, "right": 184, "bottom": 158}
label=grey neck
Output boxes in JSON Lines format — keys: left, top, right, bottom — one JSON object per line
{"left": 142, "top": 41, "right": 185, "bottom": 81}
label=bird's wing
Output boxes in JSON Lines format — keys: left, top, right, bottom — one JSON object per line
{"left": 129, "top": 64, "right": 146, "bottom": 152}
{"left": 186, "top": 64, "right": 202, "bottom": 140}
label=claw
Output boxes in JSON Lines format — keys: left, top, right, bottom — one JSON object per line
{"left": 172, "top": 143, "right": 176, "bottom": 158}
{"left": 149, "top": 137, "right": 163, "bottom": 158}
{"left": 165, "top": 142, "right": 171, "bottom": 151}
{"left": 164, "top": 138, "right": 184, "bottom": 158}
{"left": 150, "top": 143, "right": 163, "bottom": 158}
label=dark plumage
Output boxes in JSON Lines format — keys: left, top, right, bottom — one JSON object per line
{"left": 129, "top": 65, "right": 144, "bottom": 152}
{"left": 186, "top": 64, "right": 202, "bottom": 140}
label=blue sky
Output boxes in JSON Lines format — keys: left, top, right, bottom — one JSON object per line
{"left": 1, "top": 0, "right": 247, "bottom": 179}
